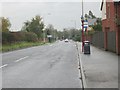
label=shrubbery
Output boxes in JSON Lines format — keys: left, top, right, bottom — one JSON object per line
{"left": 24, "top": 32, "right": 38, "bottom": 42}
{"left": 2, "top": 32, "right": 14, "bottom": 44}
{"left": 2, "top": 32, "right": 38, "bottom": 44}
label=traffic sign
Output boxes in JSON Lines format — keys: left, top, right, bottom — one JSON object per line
{"left": 83, "top": 21, "right": 88, "bottom": 28}
{"left": 47, "top": 35, "right": 52, "bottom": 38}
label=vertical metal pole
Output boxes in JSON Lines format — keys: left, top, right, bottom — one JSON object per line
{"left": 82, "top": 0, "right": 83, "bottom": 16}
{"left": 82, "top": 0, "right": 84, "bottom": 52}
{"left": 43, "top": 31, "right": 45, "bottom": 43}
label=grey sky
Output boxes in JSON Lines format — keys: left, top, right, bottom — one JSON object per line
{"left": 1, "top": 2, "right": 102, "bottom": 31}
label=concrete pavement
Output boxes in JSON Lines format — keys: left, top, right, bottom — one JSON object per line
{"left": 78, "top": 42, "right": 118, "bottom": 88}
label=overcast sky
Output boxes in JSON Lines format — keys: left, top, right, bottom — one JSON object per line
{"left": 1, "top": 1, "right": 102, "bottom": 31}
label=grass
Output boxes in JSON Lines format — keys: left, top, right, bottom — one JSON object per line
{"left": 1, "top": 42, "right": 47, "bottom": 52}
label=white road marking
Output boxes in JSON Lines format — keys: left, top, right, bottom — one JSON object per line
{"left": 15, "top": 56, "right": 29, "bottom": 62}
{"left": 0, "top": 64, "right": 8, "bottom": 69}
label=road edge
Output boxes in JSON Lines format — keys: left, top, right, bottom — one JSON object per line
{"left": 76, "top": 42, "right": 87, "bottom": 89}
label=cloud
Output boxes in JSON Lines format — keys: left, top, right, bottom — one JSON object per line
{"left": 1, "top": 0, "right": 102, "bottom": 2}
{"left": 0, "top": 3, "right": 2, "bottom": 17}
{"left": 1, "top": 2, "right": 101, "bottom": 31}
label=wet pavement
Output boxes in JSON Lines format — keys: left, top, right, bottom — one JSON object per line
{"left": 78, "top": 42, "right": 118, "bottom": 88}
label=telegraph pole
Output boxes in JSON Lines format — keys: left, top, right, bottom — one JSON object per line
{"left": 81, "top": 0, "right": 84, "bottom": 52}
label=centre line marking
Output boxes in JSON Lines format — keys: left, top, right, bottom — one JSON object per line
{"left": 15, "top": 56, "right": 29, "bottom": 62}
{"left": 0, "top": 64, "right": 8, "bottom": 69}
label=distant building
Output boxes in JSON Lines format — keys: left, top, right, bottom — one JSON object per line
{"left": 101, "top": 0, "right": 120, "bottom": 54}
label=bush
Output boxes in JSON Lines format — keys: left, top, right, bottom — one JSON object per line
{"left": 24, "top": 32, "right": 38, "bottom": 42}
{"left": 11, "top": 32, "right": 26, "bottom": 42}
{"left": 73, "top": 35, "right": 81, "bottom": 42}
{"left": 2, "top": 32, "right": 14, "bottom": 44}
{"left": 2, "top": 32, "right": 38, "bottom": 44}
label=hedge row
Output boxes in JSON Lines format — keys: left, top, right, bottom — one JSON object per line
{"left": 2, "top": 32, "right": 38, "bottom": 44}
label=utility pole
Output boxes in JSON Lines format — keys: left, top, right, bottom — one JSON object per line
{"left": 42, "top": 13, "right": 51, "bottom": 43}
{"left": 42, "top": 23, "right": 46, "bottom": 43}
{"left": 81, "top": 0, "right": 84, "bottom": 52}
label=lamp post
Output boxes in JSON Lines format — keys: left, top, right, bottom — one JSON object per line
{"left": 81, "top": 0, "right": 84, "bottom": 52}
{"left": 43, "top": 27, "right": 46, "bottom": 43}
{"left": 81, "top": 16, "right": 84, "bottom": 52}
{"left": 42, "top": 13, "right": 51, "bottom": 43}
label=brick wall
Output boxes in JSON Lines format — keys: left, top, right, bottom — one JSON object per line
{"left": 101, "top": 1, "right": 120, "bottom": 55}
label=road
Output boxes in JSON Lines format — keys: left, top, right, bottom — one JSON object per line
{"left": 2, "top": 41, "right": 82, "bottom": 88}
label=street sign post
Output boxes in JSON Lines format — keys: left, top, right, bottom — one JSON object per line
{"left": 84, "top": 20, "right": 88, "bottom": 29}
{"left": 47, "top": 35, "right": 52, "bottom": 38}
{"left": 47, "top": 35, "right": 52, "bottom": 43}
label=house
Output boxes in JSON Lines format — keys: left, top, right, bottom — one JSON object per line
{"left": 101, "top": 0, "right": 120, "bottom": 55}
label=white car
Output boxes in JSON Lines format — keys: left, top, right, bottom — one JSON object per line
{"left": 64, "top": 39, "right": 69, "bottom": 42}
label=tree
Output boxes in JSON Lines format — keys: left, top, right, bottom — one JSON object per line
{"left": 57, "top": 31, "right": 64, "bottom": 40}
{"left": 46, "top": 24, "right": 54, "bottom": 35}
{"left": 92, "top": 18, "right": 102, "bottom": 31}
{"left": 1, "top": 17, "right": 11, "bottom": 32}
{"left": 85, "top": 14, "right": 90, "bottom": 19}
{"left": 89, "top": 11, "right": 96, "bottom": 19}
{"left": 84, "top": 11, "right": 96, "bottom": 19}
{"left": 23, "top": 15, "right": 44, "bottom": 39}
{"left": 92, "top": 24, "right": 102, "bottom": 31}
{"left": 45, "top": 24, "right": 57, "bottom": 42}
{"left": 57, "top": 28, "right": 81, "bottom": 41}
{"left": 63, "top": 28, "right": 69, "bottom": 39}
{"left": 96, "top": 18, "right": 102, "bottom": 24}
{"left": 84, "top": 11, "right": 102, "bottom": 31}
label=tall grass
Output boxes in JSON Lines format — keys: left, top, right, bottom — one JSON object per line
{"left": 1, "top": 42, "right": 45, "bottom": 52}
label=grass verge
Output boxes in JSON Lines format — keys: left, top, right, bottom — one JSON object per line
{"left": 1, "top": 42, "right": 46, "bottom": 52}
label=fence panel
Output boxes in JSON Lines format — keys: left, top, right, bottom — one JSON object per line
{"left": 91, "top": 31, "right": 104, "bottom": 48}
{"left": 107, "top": 31, "right": 116, "bottom": 52}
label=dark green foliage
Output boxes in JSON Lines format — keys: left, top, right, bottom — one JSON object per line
{"left": 73, "top": 34, "right": 81, "bottom": 42}
{"left": 92, "top": 24, "right": 102, "bottom": 31}
{"left": 88, "top": 11, "right": 96, "bottom": 19}
{"left": 84, "top": 11, "right": 102, "bottom": 31}
{"left": 2, "top": 32, "right": 14, "bottom": 44}
{"left": 23, "top": 15, "right": 44, "bottom": 39}
{"left": 57, "top": 28, "right": 81, "bottom": 42}
{"left": 71, "top": 30, "right": 81, "bottom": 41}
{"left": 1, "top": 17, "right": 11, "bottom": 32}
{"left": 24, "top": 32, "right": 38, "bottom": 42}
{"left": 2, "top": 32, "right": 38, "bottom": 44}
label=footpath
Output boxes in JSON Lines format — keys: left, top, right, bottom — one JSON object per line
{"left": 78, "top": 42, "right": 118, "bottom": 88}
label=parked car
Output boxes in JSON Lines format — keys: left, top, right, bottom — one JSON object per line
{"left": 64, "top": 39, "right": 69, "bottom": 42}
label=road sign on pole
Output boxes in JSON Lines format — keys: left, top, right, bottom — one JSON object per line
{"left": 83, "top": 20, "right": 88, "bottom": 29}
{"left": 47, "top": 35, "right": 52, "bottom": 38}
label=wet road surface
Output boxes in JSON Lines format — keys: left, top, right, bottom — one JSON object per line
{"left": 2, "top": 41, "right": 82, "bottom": 88}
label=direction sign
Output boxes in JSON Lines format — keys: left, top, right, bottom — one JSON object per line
{"left": 47, "top": 35, "right": 52, "bottom": 38}
{"left": 84, "top": 21, "right": 88, "bottom": 28}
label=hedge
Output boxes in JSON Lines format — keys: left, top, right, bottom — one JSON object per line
{"left": 2, "top": 32, "right": 38, "bottom": 44}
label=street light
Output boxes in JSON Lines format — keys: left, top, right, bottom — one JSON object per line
{"left": 42, "top": 13, "right": 51, "bottom": 43}
{"left": 81, "top": 0, "right": 84, "bottom": 52}
{"left": 43, "top": 27, "right": 46, "bottom": 43}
